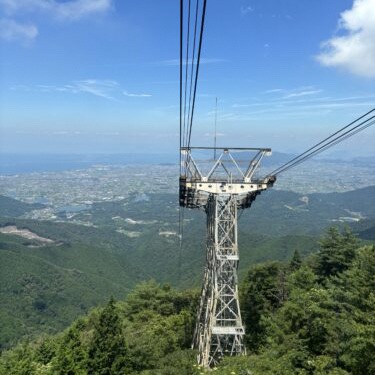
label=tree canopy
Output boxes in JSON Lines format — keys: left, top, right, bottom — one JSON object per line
{"left": 0, "top": 228, "right": 374, "bottom": 374}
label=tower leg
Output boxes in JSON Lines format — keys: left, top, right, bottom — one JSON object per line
{"left": 193, "top": 194, "right": 246, "bottom": 367}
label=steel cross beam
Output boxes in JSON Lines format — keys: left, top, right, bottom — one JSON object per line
{"left": 193, "top": 194, "right": 245, "bottom": 367}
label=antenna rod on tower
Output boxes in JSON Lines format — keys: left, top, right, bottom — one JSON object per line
{"left": 214, "top": 97, "right": 218, "bottom": 160}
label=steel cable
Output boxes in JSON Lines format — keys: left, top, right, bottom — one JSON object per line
{"left": 269, "top": 108, "right": 375, "bottom": 176}
{"left": 276, "top": 118, "right": 375, "bottom": 175}
{"left": 273, "top": 114, "right": 375, "bottom": 176}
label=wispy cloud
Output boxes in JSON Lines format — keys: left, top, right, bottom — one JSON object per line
{"left": 240, "top": 6, "right": 253, "bottom": 16}
{"left": 284, "top": 89, "right": 322, "bottom": 99}
{"left": 264, "top": 88, "right": 284, "bottom": 94}
{"left": 0, "top": 18, "right": 38, "bottom": 42}
{"left": 16, "top": 129, "right": 124, "bottom": 137}
{"left": 73, "top": 79, "right": 118, "bottom": 99}
{"left": 10, "top": 79, "right": 153, "bottom": 101}
{"left": 158, "top": 58, "right": 226, "bottom": 66}
{"left": 33, "top": 80, "right": 118, "bottom": 99}
{"left": 316, "top": 0, "right": 375, "bottom": 78}
{"left": 123, "top": 91, "right": 152, "bottom": 98}
{"left": 0, "top": 0, "right": 112, "bottom": 20}
{"left": 263, "top": 86, "right": 323, "bottom": 99}
{"left": 229, "top": 90, "right": 375, "bottom": 121}
{"left": 10, "top": 84, "right": 32, "bottom": 91}
{"left": 205, "top": 111, "right": 238, "bottom": 121}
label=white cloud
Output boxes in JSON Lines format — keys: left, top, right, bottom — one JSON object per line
{"left": 264, "top": 88, "right": 284, "bottom": 94}
{"left": 73, "top": 79, "right": 118, "bottom": 99}
{"left": 55, "top": 0, "right": 111, "bottom": 20}
{"left": 10, "top": 84, "right": 32, "bottom": 91}
{"left": 228, "top": 90, "right": 375, "bottom": 122}
{"left": 0, "top": 18, "right": 37, "bottom": 42}
{"left": 10, "top": 79, "right": 153, "bottom": 101}
{"left": 18, "top": 79, "right": 118, "bottom": 99}
{"left": 263, "top": 86, "right": 322, "bottom": 99}
{"left": 0, "top": 0, "right": 112, "bottom": 20}
{"left": 317, "top": 0, "right": 375, "bottom": 78}
{"left": 123, "top": 91, "right": 152, "bottom": 98}
{"left": 241, "top": 6, "right": 253, "bottom": 16}
{"left": 284, "top": 90, "right": 322, "bottom": 99}
{"left": 0, "top": 0, "right": 111, "bottom": 44}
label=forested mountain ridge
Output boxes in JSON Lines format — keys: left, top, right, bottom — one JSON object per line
{"left": 0, "top": 216, "right": 318, "bottom": 350}
{"left": 1, "top": 187, "right": 374, "bottom": 350}
{"left": 0, "top": 196, "right": 45, "bottom": 217}
{"left": 0, "top": 228, "right": 373, "bottom": 374}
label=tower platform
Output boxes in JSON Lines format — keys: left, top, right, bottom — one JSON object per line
{"left": 179, "top": 147, "right": 276, "bottom": 209}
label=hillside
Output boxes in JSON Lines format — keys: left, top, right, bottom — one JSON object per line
{"left": 351, "top": 218, "right": 375, "bottom": 240}
{"left": 0, "top": 217, "right": 317, "bottom": 349}
{"left": 240, "top": 185, "right": 375, "bottom": 236}
{"left": 0, "top": 196, "right": 44, "bottom": 218}
{"left": 0, "top": 229, "right": 373, "bottom": 374}
{"left": 0, "top": 186, "right": 374, "bottom": 348}
{"left": 0, "top": 228, "right": 142, "bottom": 350}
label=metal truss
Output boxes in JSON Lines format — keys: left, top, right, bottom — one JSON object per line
{"left": 180, "top": 147, "right": 275, "bottom": 368}
{"left": 193, "top": 194, "right": 245, "bottom": 367}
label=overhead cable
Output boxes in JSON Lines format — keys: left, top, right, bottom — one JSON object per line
{"left": 269, "top": 107, "right": 375, "bottom": 176}
{"left": 274, "top": 117, "right": 375, "bottom": 175}
{"left": 185, "top": 0, "right": 200, "bottom": 150}
{"left": 182, "top": 0, "right": 191, "bottom": 151}
{"left": 179, "top": 0, "right": 208, "bottom": 248}
{"left": 186, "top": 0, "right": 207, "bottom": 149}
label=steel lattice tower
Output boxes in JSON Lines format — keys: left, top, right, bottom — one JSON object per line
{"left": 180, "top": 147, "right": 275, "bottom": 368}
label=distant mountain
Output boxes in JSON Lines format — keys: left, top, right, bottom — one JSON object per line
{"left": 351, "top": 218, "right": 375, "bottom": 240}
{"left": 240, "top": 186, "right": 375, "bottom": 236}
{"left": 261, "top": 151, "right": 297, "bottom": 167}
{"left": 0, "top": 195, "right": 45, "bottom": 217}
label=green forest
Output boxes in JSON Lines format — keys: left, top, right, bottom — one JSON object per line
{"left": 1, "top": 228, "right": 374, "bottom": 375}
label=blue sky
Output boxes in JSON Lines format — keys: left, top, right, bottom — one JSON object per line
{"left": 0, "top": 0, "right": 374, "bottom": 155}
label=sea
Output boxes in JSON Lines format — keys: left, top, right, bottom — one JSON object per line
{"left": 0, "top": 153, "right": 178, "bottom": 175}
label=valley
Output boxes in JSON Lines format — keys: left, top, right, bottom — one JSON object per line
{"left": 0, "top": 160, "right": 374, "bottom": 349}
{"left": 0, "top": 162, "right": 374, "bottom": 349}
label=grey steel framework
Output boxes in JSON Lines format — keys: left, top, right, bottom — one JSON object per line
{"left": 180, "top": 147, "right": 275, "bottom": 368}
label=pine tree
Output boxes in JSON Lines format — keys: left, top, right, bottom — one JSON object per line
{"left": 53, "top": 323, "right": 87, "bottom": 375}
{"left": 241, "top": 262, "right": 286, "bottom": 352}
{"left": 289, "top": 249, "right": 302, "bottom": 271}
{"left": 314, "top": 227, "right": 359, "bottom": 280}
{"left": 332, "top": 245, "right": 375, "bottom": 374}
{"left": 87, "top": 297, "right": 128, "bottom": 375}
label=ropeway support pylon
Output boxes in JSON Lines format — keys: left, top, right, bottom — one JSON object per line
{"left": 179, "top": 147, "right": 276, "bottom": 368}
{"left": 194, "top": 194, "right": 244, "bottom": 367}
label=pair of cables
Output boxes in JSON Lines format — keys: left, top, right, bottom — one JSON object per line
{"left": 268, "top": 107, "right": 375, "bottom": 177}
{"left": 179, "top": 0, "right": 208, "bottom": 252}
{"left": 180, "top": 0, "right": 208, "bottom": 168}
